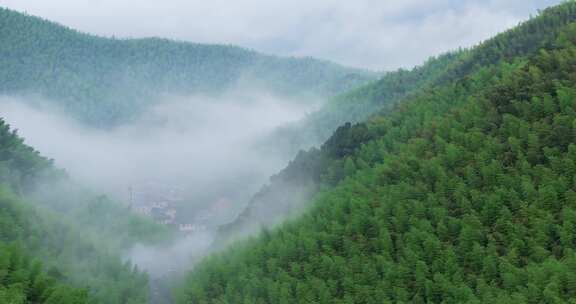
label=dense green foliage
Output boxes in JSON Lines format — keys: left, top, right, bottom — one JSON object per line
{"left": 0, "top": 242, "right": 89, "bottom": 304}
{"left": 0, "top": 119, "right": 171, "bottom": 303}
{"left": 183, "top": 2, "right": 576, "bottom": 303}
{"left": 0, "top": 7, "right": 374, "bottom": 126}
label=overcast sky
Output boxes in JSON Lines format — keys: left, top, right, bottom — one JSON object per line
{"left": 0, "top": 0, "right": 561, "bottom": 70}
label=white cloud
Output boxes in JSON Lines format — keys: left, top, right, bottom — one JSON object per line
{"left": 0, "top": 91, "right": 317, "bottom": 215}
{"left": 0, "top": 0, "right": 561, "bottom": 69}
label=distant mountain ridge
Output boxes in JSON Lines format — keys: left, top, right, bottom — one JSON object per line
{"left": 0, "top": 7, "right": 376, "bottom": 126}
{"left": 269, "top": 0, "right": 576, "bottom": 157}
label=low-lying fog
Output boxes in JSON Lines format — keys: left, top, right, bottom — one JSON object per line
{"left": 0, "top": 90, "right": 319, "bottom": 230}
{"left": 1, "top": 90, "right": 315, "bottom": 214}
{"left": 1, "top": 90, "right": 319, "bottom": 296}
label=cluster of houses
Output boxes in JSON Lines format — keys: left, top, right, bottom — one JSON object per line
{"left": 129, "top": 181, "right": 209, "bottom": 234}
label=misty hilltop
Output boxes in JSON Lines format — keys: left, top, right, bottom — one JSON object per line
{"left": 0, "top": 7, "right": 375, "bottom": 126}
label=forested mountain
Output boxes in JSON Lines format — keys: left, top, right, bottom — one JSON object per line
{"left": 0, "top": 7, "right": 375, "bottom": 126}
{"left": 223, "top": 1, "right": 576, "bottom": 242}
{"left": 182, "top": 2, "right": 576, "bottom": 303}
{"left": 0, "top": 119, "right": 171, "bottom": 303}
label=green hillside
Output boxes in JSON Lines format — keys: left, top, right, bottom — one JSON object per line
{"left": 225, "top": 1, "right": 576, "bottom": 241}
{"left": 0, "top": 192, "right": 90, "bottom": 304}
{"left": 182, "top": 2, "right": 576, "bottom": 303}
{"left": 0, "top": 7, "right": 375, "bottom": 126}
{"left": 0, "top": 119, "right": 171, "bottom": 303}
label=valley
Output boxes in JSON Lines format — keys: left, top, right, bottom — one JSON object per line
{"left": 0, "top": 1, "right": 574, "bottom": 304}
